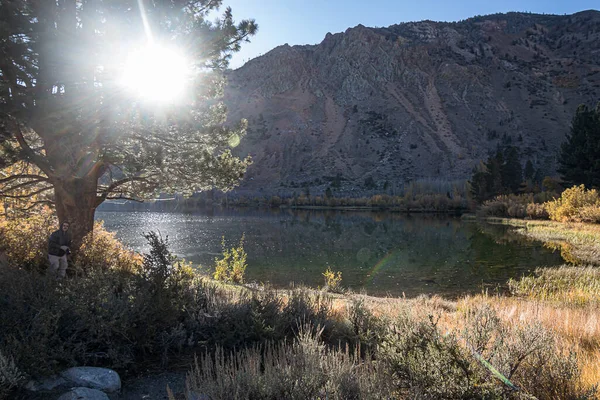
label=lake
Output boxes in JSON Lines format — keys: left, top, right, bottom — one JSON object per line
{"left": 96, "top": 209, "right": 565, "bottom": 297}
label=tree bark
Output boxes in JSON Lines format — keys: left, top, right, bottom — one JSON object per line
{"left": 53, "top": 177, "right": 98, "bottom": 251}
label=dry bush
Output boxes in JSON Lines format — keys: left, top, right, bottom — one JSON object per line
{"left": 76, "top": 221, "right": 142, "bottom": 274}
{"left": 526, "top": 202, "right": 548, "bottom": 219}
{"left": 460, "top": 295, "right": 600, "bottom": 398}
{"left": 0, "top": 207, "right": 56, "bottom": 269}
{"left": 185, "top": 325, "right": 392, "bottom": 400}
{"left": 0, "top": 350, "right": 24, "bottom": 400}
{"left": 579, "top": 205, "right": 600, "bottom": 224}
{"left": 380, "top": 303, "right": 594, "bottom": 399}
{"left": 545, "top": 185, "right": 600, "bottom": 223}
{"left": 478, "top": 194, "right": 542, "bottom": 219}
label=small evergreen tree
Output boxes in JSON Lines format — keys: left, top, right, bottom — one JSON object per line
{"left": 559, "top": 104, "right": 600, "bottom": 188}
{"left": 502, "top": 146, "right": 523, "bottom": 193}
{"left": 524, "top": 160, "right": 535, "bottom": 181}
{"left": 469, "top": 146, "right": 523, "bottom": 202}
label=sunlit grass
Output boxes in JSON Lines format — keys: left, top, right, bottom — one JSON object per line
{"left": 490, "top": 218, "right": 600, "bottom": 265}
{"left": 508, "top": 266, "right": 600, "bottom": 307}
{"left": 458, "top": 294, "right": 600, "bottom": 396}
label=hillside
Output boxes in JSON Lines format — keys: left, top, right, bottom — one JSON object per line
{"left": 224, "top": 10, "right": 600, "bottom": 196}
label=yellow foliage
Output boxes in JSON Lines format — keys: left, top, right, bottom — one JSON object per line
{"left": 75, "top": 221, "right": 142, "bottom": 274}
{"left": 213, "top": 235, "right": 247, "bottom": 284}
{"left": 0, "top": 211, "right": 141, "bottom": 273}
{"left": 322, "top": 266, "right": 343, "bottom": 293}
{"left": 545, "top": 185, "right": 600, "bottom": 222}
{"left": 0, "top": 162, "right": 51, "bottom": 216}
{"left": 0, "top": 207, "right": 56, "bottom": 268}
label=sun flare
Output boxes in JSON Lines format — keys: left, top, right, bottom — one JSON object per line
{"left": 121, "top": 44, "right": 189, "bottom": 103}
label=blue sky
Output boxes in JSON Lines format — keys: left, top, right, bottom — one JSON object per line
{"left": 222, "top": 0, "right": 599, "bottom": 68}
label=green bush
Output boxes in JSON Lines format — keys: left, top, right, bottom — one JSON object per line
{"left": 214, "top": 235, "right": 247, "bottom": 283}
{"left": 545, "top": 185, "right": 600, "bottom": 222}
{"left": 0, "top": 233, "right": 203, "bottom": 376}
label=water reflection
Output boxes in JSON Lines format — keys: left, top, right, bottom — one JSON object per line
{"left": 96, "top": 209, "right": 564, "bottom": 297}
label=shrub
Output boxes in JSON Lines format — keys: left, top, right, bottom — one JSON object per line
{"left": 0, "top": 350, "right": 24, "bottom": 400}
{"left": 0, "top": 206, "right": 56, "bottom": 269}
{"left": 545, "top": 185, "right": 600, "bottom": 222}
{"left": 0, "top": 231, "right": 208, "bottom": 373}
{"left": 347, "top": 299, "right": 386, "bottom": 354}
{"left": 322, "top": 266, "right": 343, "bottom": 293}
{"left": 381, "top": 310, "right": 504, "bottom": 399}
{"left": 525, "top": 202, "right": 548, "bottom": 219}
{"left": 478, "top": 194, "right": 533, "bottom": 218}
{"left": 380, "top": 304, "right": 592, "bottom": 399}
{"left": 75, "top": 221, "right": 142, "bottom": 274}
{"left": 214, "top": 235, "right": 247, "bottom": 284}
{"left": 184, "top": 325, "right": 392, "bottom": 400}
{"left": 578, "top": 205, "right": 600, "bottom": 223}
{"left": 460, "top": 304, "right": 588, "bottom": 400}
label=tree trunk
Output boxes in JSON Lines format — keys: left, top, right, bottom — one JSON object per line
{"left": 53, "top": 177, "right": 98, "bottom": 251}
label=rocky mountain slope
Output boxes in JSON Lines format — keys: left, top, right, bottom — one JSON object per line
{"left": 223, "top": 11, "right": 600, "bottom": 196}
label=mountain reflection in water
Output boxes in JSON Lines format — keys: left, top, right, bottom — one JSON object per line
{"left": 97, "top": 209, "right": 564, "bottom": 297}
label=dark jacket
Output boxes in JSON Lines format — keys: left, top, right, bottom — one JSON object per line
{"left": 48, "top": 229, "right": 72, "bottom": 257}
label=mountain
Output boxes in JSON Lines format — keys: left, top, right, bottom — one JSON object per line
{"left": 223, "top": 11, "right": 600, "bottom": 197}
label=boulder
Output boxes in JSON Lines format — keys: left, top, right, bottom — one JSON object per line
{"left": 25, "top": 375, "right": 68, "bottom": 392}
{"left": 57, "top": 387, "right": 110, "bottom": 400}
{"left": 60, "top": 367, "right": 121, "bottom": 393}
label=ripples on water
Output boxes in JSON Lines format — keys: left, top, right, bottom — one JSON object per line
{"left": 96, "top": 209, "right": 564, "bottom": 297}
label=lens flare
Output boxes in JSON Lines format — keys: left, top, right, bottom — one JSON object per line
{"left": 121, "top": 44, "right": 189, "bottom": 104}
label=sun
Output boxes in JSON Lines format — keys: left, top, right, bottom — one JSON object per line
{"left": 121, "top": 44, "right": 189, "bottom": 104}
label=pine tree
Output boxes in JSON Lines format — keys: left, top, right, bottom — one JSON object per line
{"left": 502, "top": 146, "right": 523, "bottom": 193}
{"left": 558, "top": 104, "right": 600, "bottom": 188}
{"left": 0, "top": 1, "right": 257, "bottom": 246}
{"left": 524, "top": 160, "right": 535, "bottom": 181}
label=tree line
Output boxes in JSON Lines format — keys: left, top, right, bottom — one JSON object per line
{"left": 470, "top": 103, "right": 600, "bottom": 203}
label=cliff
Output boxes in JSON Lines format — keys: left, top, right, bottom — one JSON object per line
{"left": 224, "top": 11, "right": 600, "bottom": 196}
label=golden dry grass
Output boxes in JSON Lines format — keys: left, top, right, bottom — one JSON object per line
{"left": 493, "top": 218, "right": 600, "bottom": 264}
{"left": 459, "top": 294, "right": 600, "bottom": 395}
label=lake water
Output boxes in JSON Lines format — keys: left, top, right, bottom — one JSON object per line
{"left": 96, "top": 209, "right": 564, "bottom": 297}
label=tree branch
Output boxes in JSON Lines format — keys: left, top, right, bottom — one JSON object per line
{"left": 1, "top": 178, "right": 48, "bottom": 193}
{"left": 22, "top": 200, "right": 55, "bottom": 211}
{"left": 95, "top": 175, "right": 158, "bottom": 206}
{"left": 0, "top": 174, "right": 49, "bottom": 185}
{"left": 105, "top": 196, "right": 144, "bottom": 202}
{"left": 2, "top": 113, "right": 54, "bottom": 177}
{"left": 0, "top": 185, "right": 53, "bottom": 198}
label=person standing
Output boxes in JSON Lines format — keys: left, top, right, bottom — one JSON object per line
{"left": 48, "top": 221, "right": 72, "bottom": 278}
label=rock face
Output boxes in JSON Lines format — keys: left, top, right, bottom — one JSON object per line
{"left": 224, "top": 11, "right": 600, "bottom": 196}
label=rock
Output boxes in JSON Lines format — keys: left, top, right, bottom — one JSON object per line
{"left": 60, "top": 367, "right": 121, "bottom": 393}
{"left": 57, "top": 387, "right": 110, "bottom": 400}
{"left": 25, "top": 375, "right": 68, "bottom": 391}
